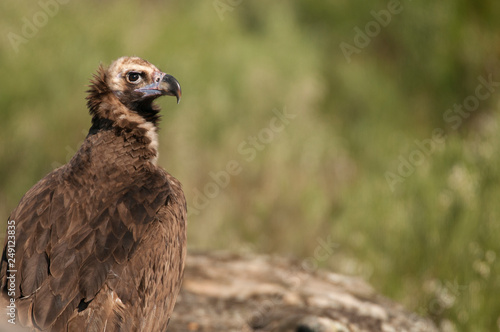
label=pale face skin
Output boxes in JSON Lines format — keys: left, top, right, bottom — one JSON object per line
{"left": 106, "top": 56, "right": 181, "bottom": 104}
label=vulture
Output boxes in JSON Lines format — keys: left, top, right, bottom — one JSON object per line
{"left": 0, "top": 56, "right": 187, "bottom": 331}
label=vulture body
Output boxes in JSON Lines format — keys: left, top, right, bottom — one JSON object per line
{"left": 0, "top": 57, "right": 186, "bottom": 331}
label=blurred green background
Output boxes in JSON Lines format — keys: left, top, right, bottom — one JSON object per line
{"left": 1, "top": 0, "right": 500, "bottom": 331}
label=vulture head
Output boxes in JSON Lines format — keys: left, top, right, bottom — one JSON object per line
{"left": 87, "top": 56, "right": 181, "bottom": 126}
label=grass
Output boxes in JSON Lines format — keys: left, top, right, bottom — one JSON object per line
{"left": 1, "top": 1, "right": 500, "bottom": 330}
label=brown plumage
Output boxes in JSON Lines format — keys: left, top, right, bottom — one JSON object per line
{"left": 0, "top": 57, "right": 186, "bottom": 331}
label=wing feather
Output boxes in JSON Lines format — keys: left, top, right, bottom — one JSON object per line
{"left": 0, "top": 163, "right": 172, "bottom": 330}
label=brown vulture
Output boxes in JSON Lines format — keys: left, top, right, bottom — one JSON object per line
{"left": 0, "top": 57, "right": 187, "bottom": 331}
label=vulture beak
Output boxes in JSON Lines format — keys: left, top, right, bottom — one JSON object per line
{"left": 135, "top": 73, "right": 182, "bottom": 104}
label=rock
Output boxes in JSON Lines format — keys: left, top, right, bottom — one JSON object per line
{"left": 169, "top": 252, "right": 438, "bottom": 332}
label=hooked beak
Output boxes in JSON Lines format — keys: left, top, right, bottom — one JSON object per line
{"left": 135, "top": 73, "right": 182, "bottom": 104}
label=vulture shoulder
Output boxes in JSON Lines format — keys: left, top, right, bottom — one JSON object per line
{"left": 1, "top": 159, "right": 175, "bottom": 330}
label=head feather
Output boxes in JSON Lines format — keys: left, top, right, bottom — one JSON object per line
{"left": 86, "top": 65, "right": 110, "bottom": 121}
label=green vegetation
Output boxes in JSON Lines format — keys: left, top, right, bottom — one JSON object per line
{"left": 1, "top": 1, "right": 499, "bottom": 330}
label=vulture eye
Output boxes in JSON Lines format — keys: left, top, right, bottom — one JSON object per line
{"left": 126, "top": 71, "right": 142, "bottom": 84}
